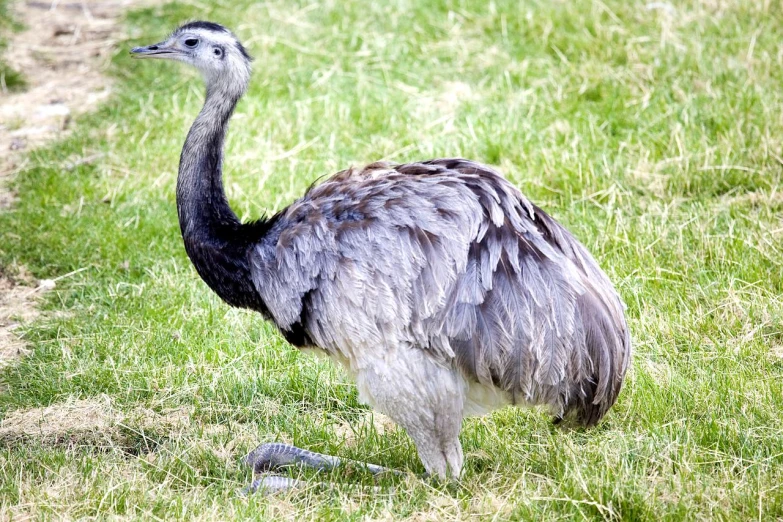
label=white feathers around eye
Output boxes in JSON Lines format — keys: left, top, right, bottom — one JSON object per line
{"left": 166, "top": 27, "right": 251, "bottom": 98}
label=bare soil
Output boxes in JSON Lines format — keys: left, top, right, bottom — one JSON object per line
{"left": 0, "top": 0, "right": 144, "bottom": 366}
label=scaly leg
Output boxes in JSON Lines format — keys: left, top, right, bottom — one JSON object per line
{"left": 243, "top": 442, "right": 400, "bottom": 495}
{"left": 245, "top": 441, "right": 398, "bottom": 475}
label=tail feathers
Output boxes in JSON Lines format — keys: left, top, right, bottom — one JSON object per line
{"left": 554, "top": 291, "right": 630, "bottom": 428}
{"left": 554, "top": 377, "right": 607, "bottom": 428}
{"left": 555, "top": 327, "right": 629, "bottom": 427}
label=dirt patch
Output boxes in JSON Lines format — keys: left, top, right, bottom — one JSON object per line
{"left": 0, "top": 0, "right": 147, "bottom": 364}
{"left": 0, "top": 0, "right": 145, "bottom": 179}
{"left": 0, "top": 267, "right": 55, "bottom": 368}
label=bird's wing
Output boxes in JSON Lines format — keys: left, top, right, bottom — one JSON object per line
{"left": 249, "top": 160, "right": 483, "bottom": 355}
{"left": 249, "top": 158, "right": 629, "bottom": 419}
{"left": 419, "top": 160, "right": 630, "bottom": 419}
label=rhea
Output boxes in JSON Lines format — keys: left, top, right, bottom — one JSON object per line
{"left": 131, "top": 22, "right": 631, "bottom": 492}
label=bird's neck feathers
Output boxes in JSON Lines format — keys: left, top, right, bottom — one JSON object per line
{"left": 176, "top": 56, "right": 250, "bottom": 232}
{"left": 204, "top": 55, "right": 250, "bottom": 107}
{"left": 175, "top": 74, "right": 273, "bottom": 313}
{"left": 177, "top": 83, "right": 239, "bottom": 234}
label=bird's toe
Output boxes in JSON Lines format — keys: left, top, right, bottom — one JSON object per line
{"left": 242, "top": 473, "right": 308, "bottom": 496}
{"left": 244, "top": 442, "right": 289, "bottom": 473}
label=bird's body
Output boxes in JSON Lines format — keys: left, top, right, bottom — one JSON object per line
{"left": 132, "top": 21, "right": 631, "bottom": 483}
{"left": 253, "top": 160, "right": 629, "bottom": 420}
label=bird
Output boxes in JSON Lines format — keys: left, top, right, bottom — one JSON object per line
{"left": 131, "top": 21, "right": 631, "bottom": 492}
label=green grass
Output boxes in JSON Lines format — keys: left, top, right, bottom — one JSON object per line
{"left": 1, "top": 0, "right": 783, "bottom": 519}
{"left": 0, "top": 0, "right": 24, "bottom": 91}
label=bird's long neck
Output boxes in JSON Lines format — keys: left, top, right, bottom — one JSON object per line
{"left": 176, "top": 81, "right": 270, "bottom": 312}
{"left": 177, "top": 83, "right": 240, "bottom": 235}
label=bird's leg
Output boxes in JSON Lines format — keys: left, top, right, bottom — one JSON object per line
{"left": 243, "top": 442, "right": 400, "bottom": 495}
{"left": 355, "top": 347, "right": 466, "bottom": 479}
{"left": 243, "top": 346, "right": 467, "bottom": 494}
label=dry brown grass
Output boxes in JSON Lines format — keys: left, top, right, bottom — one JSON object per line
{"left": 0, "top": 266, "right": 55, "bottom": 369}
{"left": 0, "top": 396, "right": 119, "bottom": 444}
{"left": 332, "top": 412, "right": 398, "bottom": 447}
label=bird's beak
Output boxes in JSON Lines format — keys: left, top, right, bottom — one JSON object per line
{"left": 130, "top": 40, "right": 179, "bottom": 59}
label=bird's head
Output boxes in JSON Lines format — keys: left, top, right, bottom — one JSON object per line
{"left": 131, "top": 21, "right": 252, "bottom": 98}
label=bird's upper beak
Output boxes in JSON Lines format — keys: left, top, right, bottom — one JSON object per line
{"left": 130, "top": 40, "right": 179, "bottom": 59}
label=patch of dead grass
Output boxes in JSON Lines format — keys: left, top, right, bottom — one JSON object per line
{"left": 0, "top": 396, "right": 119, "bottom": 445}
{"left": 0, "top": 395, "right": 272, "bottom": 468}
{"left": 128, "top": 405, "right": 194, "bottom": 433}
{"left": 0, "top": 266, "right": 55, "bottom": 368}
{"left": 0, "top": 396, "right": 200, "bottom": 448}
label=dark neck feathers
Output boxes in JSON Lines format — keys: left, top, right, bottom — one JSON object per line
{"left": 176, "top": 82, "right": 272, "bottom": 312}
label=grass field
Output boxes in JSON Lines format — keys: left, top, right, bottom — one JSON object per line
{"left": 1, "top": 0, "right": 783, "bottom": 519}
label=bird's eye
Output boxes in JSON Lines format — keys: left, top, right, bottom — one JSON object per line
{"left": 184, "top": 38, "right": 199, "bottom": 47}
{"left": 213, "top": 47, "right": 222, "bottom": 56}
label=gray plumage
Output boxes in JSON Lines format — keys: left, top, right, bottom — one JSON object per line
{"left": 254, "top": 159, "right": 630, "bottom": 419}
{"left": 132, "top": 22, "right": 632, "bottom": 481}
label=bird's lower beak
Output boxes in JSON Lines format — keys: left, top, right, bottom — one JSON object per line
{"left": 130, "top": 42, "right": 178, "bottom": 59}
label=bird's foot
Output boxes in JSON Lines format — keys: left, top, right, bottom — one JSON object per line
{"left": 243, "top": 442, "right": 400, "bottom": 495}
{"left": 245, "top": 442, "right": 398, "bottom": 476}
{"left": 245, "top": 442, "right": 339, "bottom": 474}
